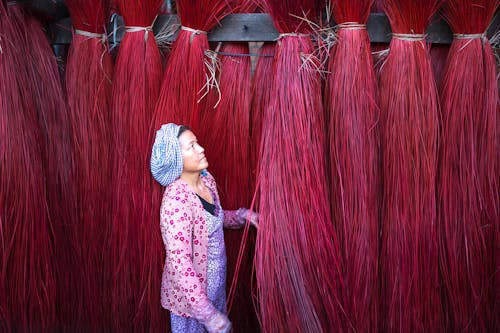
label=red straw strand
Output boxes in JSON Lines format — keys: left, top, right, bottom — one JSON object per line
{"left": 429, "top": 44, "right": 449, "bottom": 87}
{"left": 182, "top": 4, "right": 258, "bottom": 331}
{"left": 153, "top": 0, "right": 236, "bottom": 133}
{"left": 1, "top": 3, "right": 58, "bottom": 331}
{"left": 109, "top": 1, "right": 166, "bottom": 331}
{"left": 250, "top": 42, "right": 275, "bottom": 194}
{"left": 201, "top": 43, "right": 252, "bottom": 210}
{"left": 325, "top": 1, "right": 381, "bottom": 332}
{"left": 64, "top": 0, "right": 113, "bottom": 330}
{"left": 200, "top": 41, "right": 257, "bottom": 332}
{"left": 255, "top": 1, "right": 345, "bottom": 332}
{"left": 438, "top": 1, "right": 499, "bottom": 332}
{"left": 379, "top": 0, "right": 443, "bottom": 331}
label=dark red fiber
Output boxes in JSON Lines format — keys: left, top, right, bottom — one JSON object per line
{"left": 255, "top": 1, "right": 345, "bottom": 332}
{"left": 437, "top": 1, "right": 499, "bottom": 331}
{"left": 64, "top": 0, "right": 114, "bottom": 330}
{"left": 325, "top": 1, "right": 381, "bottom": 332}
{"left": 378, "top": 0, "right": 443, "bottom": 331}
{"left": 109, "top": 1, "right": 166, "bottom": 331}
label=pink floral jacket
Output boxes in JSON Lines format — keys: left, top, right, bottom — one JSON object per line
{"left": 159, "top": 172, "right": 241, "bottom": 317}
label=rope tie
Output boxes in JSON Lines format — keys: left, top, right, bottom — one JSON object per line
{"left": 124, "top": 16, "right": 157, "bottom": 42}
{"left": 453, "top": 33, "right": 486, "bottom": 40}
{"left": 181, "top": 26, "right": 208, "bottom": 43}
{"left": 392, "top": 33, "right": 426, "bottom": 41}
{"left": 337, "top": 22, "right": 367, "bottom": 31}
{"left": 181, "top": 26, "right": 208, "bottom": 35}
{"left": 276, "top": 32, "right": 310, "bottom": 40}
{"left": 453, "top": 33, "right": 488, "bottom": 52}
{"left": 75, "top": 29, "right": 107, "bottom": 44}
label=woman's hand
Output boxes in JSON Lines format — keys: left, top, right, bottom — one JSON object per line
{"left": 204, "top": 311, "right": 232, "bottom": 333}
{"left": 235, "top": 208, "right": 259, "bottom": 228}
{"left": 192, "top": 297, "right": 231, "bottom": 333}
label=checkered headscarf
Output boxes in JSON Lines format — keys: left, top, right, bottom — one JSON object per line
{"left": 150, "top": 123, "right": 183, "bottom": 186}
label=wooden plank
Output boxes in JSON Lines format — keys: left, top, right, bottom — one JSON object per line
{"left": 207, "top": 13, "right": 279, "bottom": 42}
{"left": 366, "top": 14, "right": 392, "bottom": 43}
{"left": 426, "top": 17, "right": 453, "bottom": 44}
{"left": 19, "top": 0, "right": 69, "bottom": 21}
{"left": 47, "top": 12, "right": 499, "bottom": 45}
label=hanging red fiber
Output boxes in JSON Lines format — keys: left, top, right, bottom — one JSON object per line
{"left": 196, "top": 3, "right": 260, "bottom": 332}
{"left": 248, "top": 45, "right": 275, "bottom": 306}
{"left": 437, "top": 1, "right": 499, "bottom": 332}
{"left": 19, "top": 7, "right": 80, "bottom": 332}
{"left": 11, "top": 3, "right": 76, "bottom": 228}
{"left": 324, "top": 1, "right": 380, "bottom": 332}
{"left": 64, "top": 0, "right": 113, "bottom": 330}
{"left": 429, "top": 44, "right": 449, "bottom": 87}
{"left": 378, "top": 0, "right": 442, "bottom": 331}
{"left": 200, "top": 0, "right": 255, "bottom": 211}
{"left": 10, "top": 2, "right": 77, "bottom": 331}
{"left": 372, "top": 0, "right": 384, "bottom": 12}
{"left": 250, "top": 42, "right": 275, "bottom": 194}
{"left": 245, "top": 47, "right": 276, "bottom": 314}
{"left": 0, "top": 2, "right": 57, "bottom": 331}
{"left": 109, "top": 1, "right": 166, "bottom": 331}
{"left": 153, "top": 0, "right": 235, "bottom": 133}
{"left": 202, "top": 39, "right": 257, "bottom": 331}
{"left": 255, "top": 1, "right": 345, "bottom": 332}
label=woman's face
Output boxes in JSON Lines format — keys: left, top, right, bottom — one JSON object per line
{"left": 179, "top": 130, "right": 209, "bottom": 173}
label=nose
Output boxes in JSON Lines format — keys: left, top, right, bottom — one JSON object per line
{"left": 195, "top": 142, "right": 205, "bottom": 153}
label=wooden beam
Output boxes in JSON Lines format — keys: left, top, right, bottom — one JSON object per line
{"left": 47, "top": 12, "right": 499, "bottom": 45}
{"left": 18, "top": 0, "right": 69, "bottom": 21}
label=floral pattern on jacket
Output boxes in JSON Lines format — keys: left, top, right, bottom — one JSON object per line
{"left": 160, "top": 172, "right": 242, "bottom": 317}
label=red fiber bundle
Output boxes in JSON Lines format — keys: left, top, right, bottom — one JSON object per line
{"left": 250, "top": 42, "right": 275, "bottom": 193}
{"left": 9, "top": 3, "right": 76, "bottom": 331}
{"left": 0, "top": 3, "right": 56, "bottom": 331}
{"left": 109, "top": 1, "right": 166, "bottom": 331}
{"left": 196, "top": 4, "right": 259, "bottom": 331}
{"left": 437, "top": 1, "right": 499, "bottom": 331}
{"left": 10, "top": 4, "right": 75, "bottom": 229}
{"left": 64, "top": 0, "right": 113, "bottom": 330}
{"left": 202, "top": 37, "right": 254, "bottom": 333}
{"left": 324, "top": 1, "right": 380, "bottom": 332}
{"left": 201, "top": 45, "right": 252, "bottom": 209}
{"left": 255, "top": 1, "right": 345, "bottom": 332}
{"left": 429, "top": 44, "right": 449, "bottom": 87}
{"left": 378, "top": 0, "right": 442, "bottom": 331}
{"left": 153, "top": 0, "right": 235, "bottom": 133}
{"left": 206, "top": 40, "right": 257, "bottom": 330}
{"left": 372, "top": 0, "right": 384, "bottom": 12}
{"left": 226, "top": 42, "right": 276, "bottom": 333}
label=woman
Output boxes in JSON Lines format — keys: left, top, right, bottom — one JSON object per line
{"left": 150, "top": 123, "right": 257, "bottom": 333}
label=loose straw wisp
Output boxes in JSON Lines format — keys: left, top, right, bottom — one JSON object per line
{"left": 153, "top": 0, "right": 235, "bottom": 133}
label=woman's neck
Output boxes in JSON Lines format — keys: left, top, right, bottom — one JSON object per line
{"left": 180, "top": 172, "right": 203, "bottom": 189}
{"left": 181, "top": 171, "right": 212, "bottom": 203}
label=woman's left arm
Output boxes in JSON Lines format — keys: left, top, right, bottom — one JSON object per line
{"left": 204, "top": 171, "right": 259, "bottom": 229}
{"left": 223, "top": 208, "right": 259, "bottom": 229}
